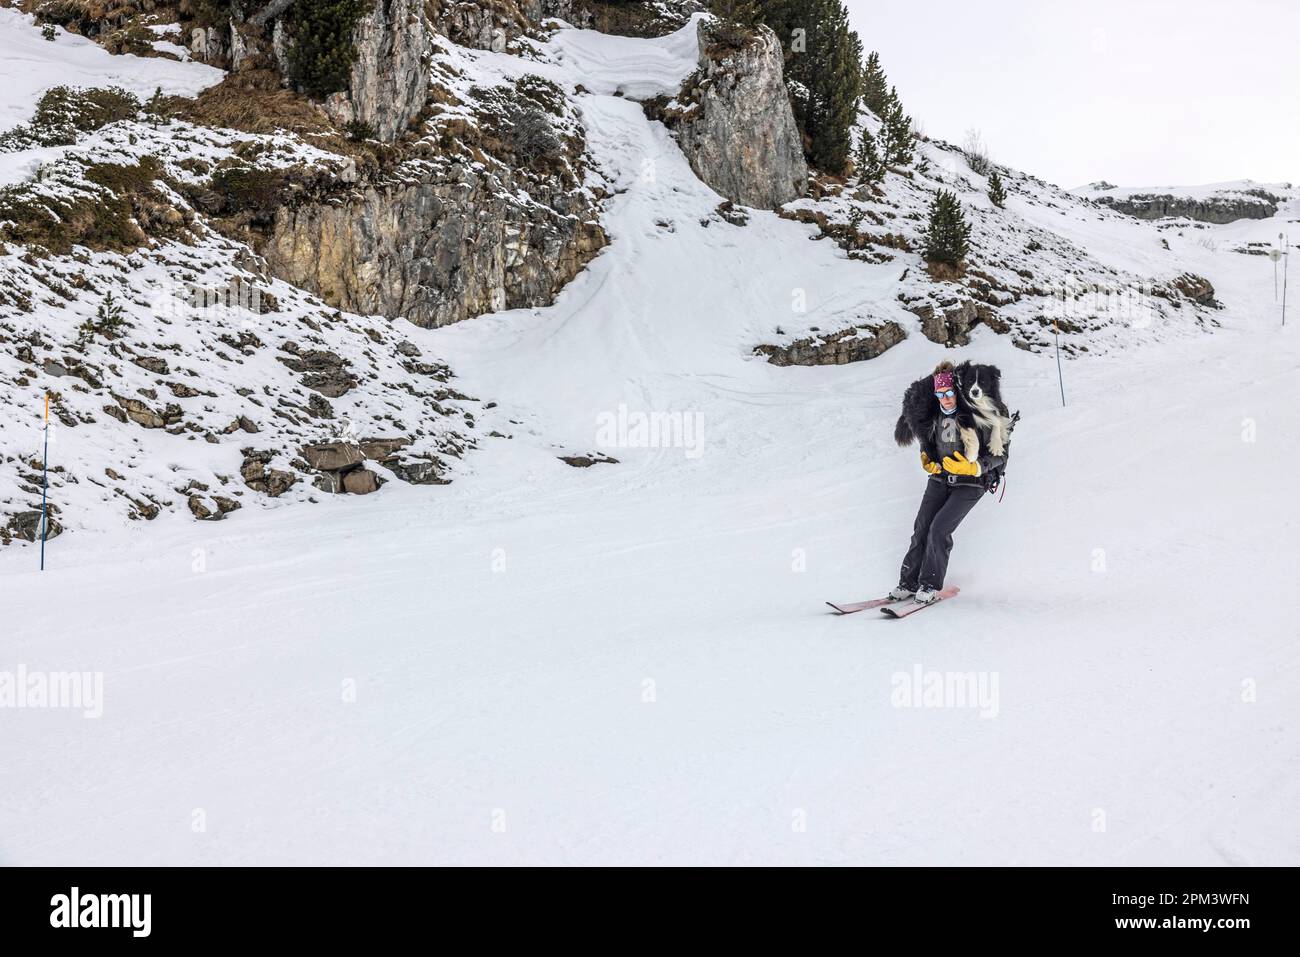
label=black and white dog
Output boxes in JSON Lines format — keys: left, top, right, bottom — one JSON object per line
{"left": 894, "top": 361, "right": 1018, "bottom": 485}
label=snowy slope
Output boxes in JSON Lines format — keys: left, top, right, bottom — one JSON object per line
{"left": 0, "top": 9, "right": 221, "bottom": 133}
{"left": 0, "top": 8, "right": 221, "bottom": 190}
{"left": 0, "top": 17, "right": 1297, "bottom": 866}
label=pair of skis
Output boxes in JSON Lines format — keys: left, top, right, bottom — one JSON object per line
{"left": 826, "top": 585, "right": 959, "bottom": 619}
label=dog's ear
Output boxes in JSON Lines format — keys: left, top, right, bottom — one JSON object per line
{"left": 985, "top": 365, "right": 1006, "bottom": 405}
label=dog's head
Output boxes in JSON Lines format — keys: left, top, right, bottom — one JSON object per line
{"left": 953, "top": 361, "right": 1006, "bottom": 414}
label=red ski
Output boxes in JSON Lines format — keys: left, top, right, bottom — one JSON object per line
{"left": 826, "top": 596, "right": 903, "bottom": 615}
{"left": 879, "top": 586, "right": 960, "bottom": 618}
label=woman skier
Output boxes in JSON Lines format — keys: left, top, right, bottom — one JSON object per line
{"left": 889, "top": 360, "right": 1014, "bottom": 605}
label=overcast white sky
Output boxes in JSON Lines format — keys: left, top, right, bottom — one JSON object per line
{"left": 843, "top": 0, "right": 1299, "bottom": 189}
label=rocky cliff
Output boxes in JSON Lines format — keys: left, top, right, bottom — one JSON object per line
{"left": 1081, "top": 182, "right": 1286, "bottom": 225}
{"left": 263, "top": 157, "right": 607, "bottom": 327}
{"left": 260, "top": 64, "right": 609, "bottom": 327}
{"left": 1096, "top": 190, "right": 1280, "bottom": 224}
{"left": 183, "top": 1, "right": 432, "bottom": 144}
{"left": 322, "top": 0, "right": 431, "bottom": 142}
{"left": 647, "top": 20, "right": 807, "bottom": 210}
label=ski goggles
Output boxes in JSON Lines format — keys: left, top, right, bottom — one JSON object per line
{"left": 934, "top": 389, "right": 956, "bottom": 399}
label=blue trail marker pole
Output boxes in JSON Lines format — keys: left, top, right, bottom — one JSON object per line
{"left": 40, "top": 393, "right": 49, "bottom": 570}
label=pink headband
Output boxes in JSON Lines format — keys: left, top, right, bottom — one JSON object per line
{"left": 933, "top": 371, "right": 954, "bottom": 391}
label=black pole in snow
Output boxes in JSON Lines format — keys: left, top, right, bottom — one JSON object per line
{"left": 1054, "top": 321, "right": 1066, "bottom": 407}
{"left": 1283, "top": 234, "right": 1289, "bottom": 327}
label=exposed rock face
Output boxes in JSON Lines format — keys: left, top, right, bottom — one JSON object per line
{"left": 1097, "top": 189, "right": 1280, "bottom": 224}
{"left": 755, "top": 321, "right": 906, "bottom": 366}
{"left": 342, "top": 468, "right": 380, "bottom": 494}
{"left": 324, "top": 0, "right": 430, "bottom": 141}
{"left": 181, "top": 2, "right": 428, "bottom": 143}
{"left": 301, "top": 441, "right": 383, "bottom": 494}
{"left": 177, "top": 3, "right": 608, "bottom": 328}
{"left": 904, "top": 299, "right": 991, "bottom": 347}
{"left": 111, "top": 393, "right": 184, "bottom": 429}
{"left": 263, "top": 162, "right": 607, "bottom": 327}
{"left": 1172, "top": 273, "right": 1217, "bottom": 305}
{"left": 433, "top": 0, "right": 525, "bottom": 50}
{"left": 558, "top": 452, "right": 619, "bottom": 467}
{"left": 359, "top": 436, "right": 412, "bottom": 462}
{"left": 190, "top": 25, "right": 229, "bottom": 64}
{"left": 301, "top": 442, "right": 366, "bottom": 472}
{"left": 277, "top": 346, "right": 357, "bottom": 397}
{"left": 240, "top": 449, "right": 298, "bottom": 497}
{"left": 5, "top": 510, "right": 62, "bottom": 543}
{"left": 188, "top": 494, "right": 241, "bottom": 521}
{"left": 651, "top": 22, "right": 807, "bottom": 209}
{"left": 1156, "top": 272, "right": 1218, "bottom": 307}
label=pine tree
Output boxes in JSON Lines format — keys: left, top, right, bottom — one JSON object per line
{"left": 860, "top": 51, "right": 889, "bottom": 117}
{"left": 144, "top": 86, "right": 166, "bottom": 128}
{"left": 811, "top": 3, "right": 861, "bottom": 172}
{"left": 924, "top": 189, "right": 971, "bottom": 266}
{"left": 880, "top": 85, "right": 912, "bottom": 167}
{"left": 987, "top": 167, "right": 1007, "bottom": 208}
{"left": 78, "top": 291, "right": 126, "bottom": 347}
{"left": 709, "top": 0, "right": 765, "bottom": 26}
{"left": 708, "top": 0, "right": 766, "bottom": 46}
{"left": 847, "top": 203, "right": 865, "bottom": 240}
{"left": 854, "top": 127, "right": 884, "bottom": 184}
{"left": 287, "top": 0, "right": 370, "bottom": 100}
{"left": 763, "top": 0, "right": 861, "bottom": 175}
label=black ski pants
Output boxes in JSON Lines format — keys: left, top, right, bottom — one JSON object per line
{"left": 899, "top": 479, "right": 983, "bottom": 591}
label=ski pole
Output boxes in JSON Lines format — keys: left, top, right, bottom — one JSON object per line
{"left": 40, "top": 392, "right": 49, "bottom": 571}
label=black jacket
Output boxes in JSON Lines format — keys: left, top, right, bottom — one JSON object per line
{"left": 926, "top": 416, "right": 1007, "bottom": 489}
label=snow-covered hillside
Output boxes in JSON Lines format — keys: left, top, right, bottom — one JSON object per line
{"left": 0, "top": 8, "right": 498, "bottom": 537}
{"left": 1, "top": 8, "right": 1297, "bottom": 865}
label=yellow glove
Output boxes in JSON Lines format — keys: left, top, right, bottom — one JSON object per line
{"left": 920, "top": 452, "right": 941, "bottom": 475}
{"left": 941, "top": 451, "right": 981, "bottom": 476}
